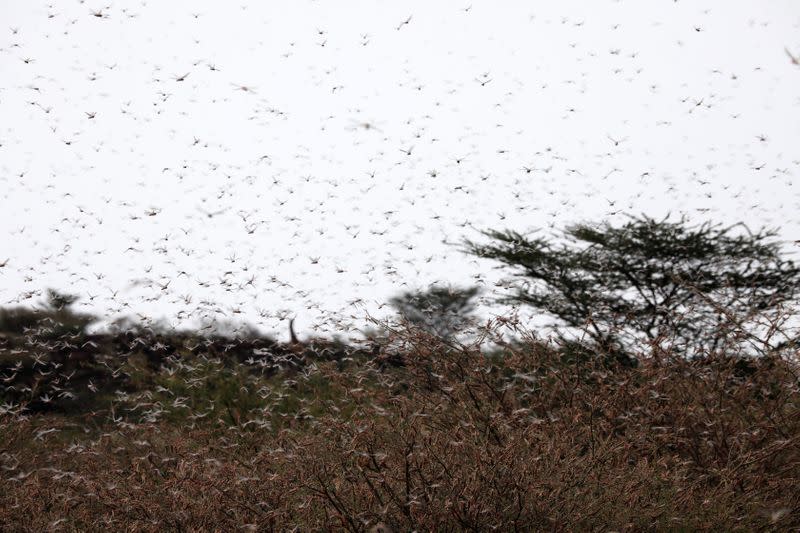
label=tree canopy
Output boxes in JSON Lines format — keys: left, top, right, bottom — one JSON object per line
{"left": 389, "top": 285, "right": 480, "bottom": 341}
{"left": 465, "top": 213, "right": 800, "bottom": 360}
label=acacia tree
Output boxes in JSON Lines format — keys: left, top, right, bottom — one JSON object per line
{"left": 465, "top": 214, "right": 800, "bottom": 359}
{"left": 389, "top": 285, "right": 480, "bottom": 341}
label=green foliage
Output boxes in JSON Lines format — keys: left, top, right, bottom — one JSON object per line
{"left": 465, "top": 214, "right": 800, "bottom": 359}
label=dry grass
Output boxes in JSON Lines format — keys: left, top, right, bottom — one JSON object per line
{"left": 1, "top": 314, "right": 799, "bottom": 531}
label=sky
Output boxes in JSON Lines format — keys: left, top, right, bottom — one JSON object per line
{"left": 1, "top": 0, "right": 799, "bottom": 341}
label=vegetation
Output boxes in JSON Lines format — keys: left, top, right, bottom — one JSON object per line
{"left": 1, "top": 215, "right": 799, "bottom": 530}
{"left": 465, "top": 214, "right": 800, "bottom": 363}
{"left": 388, "top": 284, "right": 480, "bottom": 341}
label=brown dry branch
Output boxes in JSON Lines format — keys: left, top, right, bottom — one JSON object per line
{"left": 1, "top": 309, "right": 799, "bottom": 530}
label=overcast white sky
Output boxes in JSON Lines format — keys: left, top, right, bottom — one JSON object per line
{"left": 1, "top": 1, "right": 799, "bottom": 340}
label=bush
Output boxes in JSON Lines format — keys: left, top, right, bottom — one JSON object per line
{"left": 1, "top": 315, "right": 798, "bottom": 530}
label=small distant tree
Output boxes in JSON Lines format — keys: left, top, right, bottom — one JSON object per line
{"left": 465, "top": 214, "right": 800, "bottom": 360}
{"left": 43, "top": 288, "right": 94, "bottom": 335}
{"left": 389, "top": 285, "right": 480, "bottom": 341}
{"left": 0, "top": 289, "right": 93, "bottom": 336}
{"left": 45, "top": 289, "right": 80, "bottom": 311}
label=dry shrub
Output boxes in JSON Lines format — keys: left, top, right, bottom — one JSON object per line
{"left": 1, "top": 316, "right": 799, "bottom": 531}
